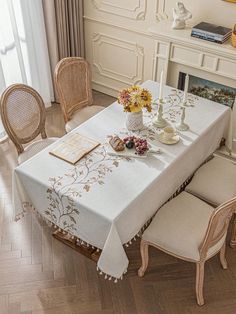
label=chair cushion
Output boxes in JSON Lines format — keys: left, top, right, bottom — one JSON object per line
{"left": 142, "top": 192, "right": 223, "bottom": 261}
{"left": 186, "top": 157, "right": 236, "bottom": 207}
{"left": 65, "top": 105, "right": 104, "bottom": 132}
{"left": 18, "top": 137, "right": 58, "bottom": 164}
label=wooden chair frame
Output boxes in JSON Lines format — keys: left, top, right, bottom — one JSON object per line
{"left": 230, "top": 213, "right": 236, "bottom": 248}
{"left": 0, "top": 84, "right": 47, "bottom": 155}
{"left": 138, "top": 196, "right": 236, "bottom": 306}
{"left": 54, "top": 57, "right": 93, "bottom": 123}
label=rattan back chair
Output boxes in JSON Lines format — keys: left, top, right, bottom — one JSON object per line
{"left": 199, "top": 197, "right": 235, "bottom": 261}
{"left": 0, "top": 83, "right": 47, "bottom": 155}
{"left": 138, "top": 193, "right": 236, "bottom": 306}
{"left": 54, "top": 57, "right": 93, "bottom": 123}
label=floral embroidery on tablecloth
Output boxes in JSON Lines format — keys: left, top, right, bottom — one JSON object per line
{"left": 120, "top": 89, "right": 199, "bottom": 141}
{"left": 45, "top": 145, "right": 128, "bottom": 232}
{"left": 44, "top": 89, "right": 199, "bottom": 232}
{"left": 163, "top": 89, "right": 198, "bottom": 123}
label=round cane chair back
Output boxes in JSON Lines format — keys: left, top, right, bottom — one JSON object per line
{"left": 0, "top": 84, "right": 47, "bottom": 155}
{"left": 54, "top": 57, "right": 93, "bottom": 123}
{"left": 199, "top": 196, "right": 236, "bottom": 260}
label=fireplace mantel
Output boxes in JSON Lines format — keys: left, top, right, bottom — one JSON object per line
{"left": 149, "top": 21, "right": 236, "bottom": 59}
{"left": 148, "top": 21, "right": 236, "bottom": 147}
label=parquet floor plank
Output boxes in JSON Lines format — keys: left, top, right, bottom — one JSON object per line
{"left": 7, "top": 302, "right": 21, "bottom": 314}
{"left": 0, "top": 257, "right": 31, "bottom": 270}
{"left": 42, "top": 226, "right": 53, "bottom": 273}
{"left": 0, "top": 279, "right": 66, "bottom": 296}
{"left": 0, "top": 295, "right": 9, "bottom": 314}
{"left": 9, "top": 285, "right": 101, "bottom": 313}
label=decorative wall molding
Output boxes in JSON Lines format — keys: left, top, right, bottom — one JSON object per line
{"left": 92, "top": 32, "right": 144, "bottom": 85}
{"left": 92, "top": 0, "right": 147, "bottom": 20}
{"left": 156, "top": 0, "right": 168, "bottom": 21}
{"left": 84, "top": 16, "right": 150, "bottom": 37}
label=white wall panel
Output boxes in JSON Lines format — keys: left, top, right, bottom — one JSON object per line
{"left": 84, "top": 19, "right": 155, "bottom": 96}
{"left": 92, "top": 0, "right": 147, "bottom": 20}
{"left": 92, "top": 33, "right": 144, "bottom": 85}
{"left": 84, "top": 0, "right": 236, "bottom": 97}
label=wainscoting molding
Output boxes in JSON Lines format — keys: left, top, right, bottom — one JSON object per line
{"left": 92, "top": 32, "right": 144, "bottom": 85}
{"left": 91, "top": 0, "right": 147, "bottom": 20}
{"left": 84, "top": 16, "right": 151, "bottom": 37}
{"left": 155, "top": 0, "right": 168, "bottom": 21}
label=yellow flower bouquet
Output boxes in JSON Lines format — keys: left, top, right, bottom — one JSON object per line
{"left": 118, "top": 85, "right": 152, "bottom": 113}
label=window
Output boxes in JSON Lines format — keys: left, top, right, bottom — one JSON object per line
{"left": 0, "top": 0, "right": 53, "bottom": 141}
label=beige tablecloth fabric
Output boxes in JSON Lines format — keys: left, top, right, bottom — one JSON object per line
{"left": 13, "top": 80, "right": 231, "bottom": 280}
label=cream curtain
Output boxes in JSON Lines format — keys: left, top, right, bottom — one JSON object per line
{"left": 42, "top": 0, "right": 85, "bottom": 102}
{"left": 43, "top": 0, "right": 84, "bottom": 64}
{"left": 55, "top": 0, "right": 85, "bottom": 59}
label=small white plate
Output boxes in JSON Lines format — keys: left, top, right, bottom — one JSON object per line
{"left": 158, "top": 132, "right": 180, "bottom": 145}
{"left": 106, "top": 143, "right": 162, "bottom": 158}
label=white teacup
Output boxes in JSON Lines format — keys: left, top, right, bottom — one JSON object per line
{"left": 163, "top": 126, "right": 177, "bottom": 140}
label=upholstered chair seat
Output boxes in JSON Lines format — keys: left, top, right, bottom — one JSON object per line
{"left": 142, "top": 192, "right": 219, "bottom": 261}
{"left": 185, "top": 156, "right": 236, "bottom": 247}
{"left": 138, "top": 191, "right": 236, "bottom": 306}
{"left": 65, "top": 105, "right": 104, "bottom": 133}
{"left": 186, "top": 157, "right": 236, "bottom": 206}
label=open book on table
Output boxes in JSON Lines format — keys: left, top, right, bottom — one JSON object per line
{"left": 49, "top": 133, "right": 100, "bottom": 165}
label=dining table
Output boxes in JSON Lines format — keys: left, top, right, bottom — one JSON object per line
{"left": 13, "top": 80, "right": 231, "bottom": 281}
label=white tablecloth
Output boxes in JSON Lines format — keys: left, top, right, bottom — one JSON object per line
{"left": 13, "top": 80, "right": 231, "bottom": 281}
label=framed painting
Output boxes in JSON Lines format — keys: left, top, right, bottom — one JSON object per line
{"left": 178, "top": 73, "right": 236, "bottom": 109}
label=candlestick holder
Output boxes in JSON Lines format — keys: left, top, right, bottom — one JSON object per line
{"left": 176, "top": 105, "right": 189, "bottom": 131}
{"left": 153, "top": 98, "right": 167, "bottom": 128}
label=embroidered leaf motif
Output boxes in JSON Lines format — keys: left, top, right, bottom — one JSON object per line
{"left": 113, "top": 161, "right": 119, "bottom": 167}
{"left": 84, "top": 185, "right": 90, "bottom": 192}
{"left": 70, "top": 216, "right": 76, "bottom": 224}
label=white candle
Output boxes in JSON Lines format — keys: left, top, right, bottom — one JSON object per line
{"left": 159, "top": 70, "right": 164, "bottom": 100}
{"left": 183, "top": 74, "right": 189, "bottom": 103}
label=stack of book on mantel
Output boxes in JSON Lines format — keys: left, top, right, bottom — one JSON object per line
{"left": 191, "top": 22, "right": 232, "bottom": 44}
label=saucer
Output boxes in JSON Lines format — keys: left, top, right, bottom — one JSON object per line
{"left": 158, "top": 132, "right": 180, "bottom": 145}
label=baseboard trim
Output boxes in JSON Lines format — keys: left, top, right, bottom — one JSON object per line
{"left": 213, "top": 150, "right": 236, "bottom": 164}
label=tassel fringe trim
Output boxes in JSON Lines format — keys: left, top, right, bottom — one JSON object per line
{"left": 15, "top": 204, "right": 102, "bottom": 253}
{"left": 96, "top": 266, "right": 127, "bottom": 283}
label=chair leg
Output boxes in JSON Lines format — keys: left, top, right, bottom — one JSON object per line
{"left": 220, "top": 242, "right": 228, "bottom": 269}
{"left": 196, "top": 261, "right": 205, "bottom": 306}
{"left": 138, "top": 240, "right": 149, "bottom": 277}
{"left": 230, "top": 214, "right": 236, "bottom": 248}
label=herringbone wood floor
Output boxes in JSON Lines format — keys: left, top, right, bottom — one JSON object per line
{"left": 0, "top": 91, "right": 236, "bottom": 314}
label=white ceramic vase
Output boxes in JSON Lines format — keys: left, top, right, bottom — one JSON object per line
{"left": 126, "top": 111, "right": 143, "bottom": 131}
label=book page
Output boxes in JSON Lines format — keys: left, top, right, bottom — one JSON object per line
{"left": 49, "top": 133, "right": 100, "bottom": 164}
